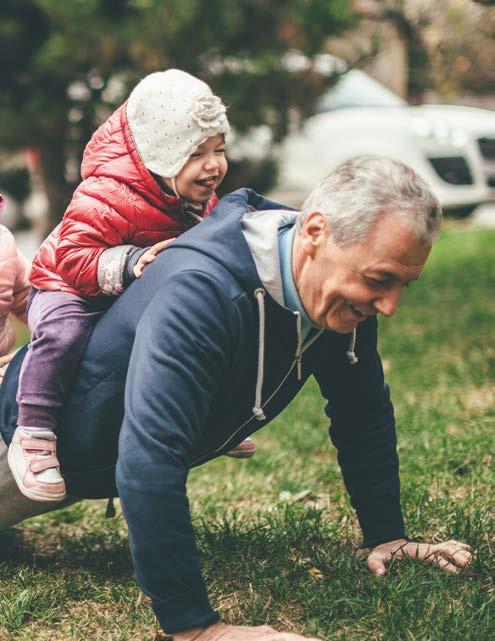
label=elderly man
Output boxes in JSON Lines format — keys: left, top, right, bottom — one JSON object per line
{"left": 0, "top": 156, "right": 470, "bottom": 641}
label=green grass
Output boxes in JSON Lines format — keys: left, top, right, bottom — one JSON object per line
{"left": 1, "top": 227, "right": 494, "bottom": 640}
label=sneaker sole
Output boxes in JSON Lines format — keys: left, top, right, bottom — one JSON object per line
{"left": 224, "top": 448, "right": 256, "bottom": 459}
{"left": 7, "top": 445, "right": 67, "bottom": 503}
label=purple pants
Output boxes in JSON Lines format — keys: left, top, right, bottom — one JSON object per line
{"left": 17, "top": 289, "right": 111, "bottom": 430}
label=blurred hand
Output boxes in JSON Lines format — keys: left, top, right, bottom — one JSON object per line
{"left": 366, "top": 538, "right": 472, "bottom": 576}
{"left": 167, "top": 622, "right": 322, "bottom": 641}
{"left": 133, "top": 239, "right": 175, "bottom": 278}
{"left": 0, "top": 351, "right": 16, "bottom": 382}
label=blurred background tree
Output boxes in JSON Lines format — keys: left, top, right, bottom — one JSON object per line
{"left": 354, "top": 0, "right": 495, "bottom": 102}
{"left": 0, "top": 0, "right": 354, "bottom": 233}
{"left": 406, "top": 0, "right": 495, "bottom": 98}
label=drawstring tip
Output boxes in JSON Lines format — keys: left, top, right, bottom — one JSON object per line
{"left": 105, "top": 497, "right": 116, "bottom": 518}
{"left": 346, "top": 350, "right": 359, "bottom": 366}
{"left": 252, "top": 406, "right": 266, "bottom": 421}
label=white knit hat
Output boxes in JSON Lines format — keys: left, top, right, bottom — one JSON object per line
{"left": 126, "top": 69, "right": 230, "bottom": 178}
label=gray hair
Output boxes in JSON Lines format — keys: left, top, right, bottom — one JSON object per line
{"left": 296, "top": 155, "right": 442, "bottom": 246}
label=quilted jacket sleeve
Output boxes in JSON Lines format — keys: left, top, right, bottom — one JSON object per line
{"left": 0, "top": 227, "right": 30, "bottom": 355}
{"left": 11, "top": 247, "right": 31, "bottom": 324}
{"left": 55, "top": 180, "right": 134, "bottom": 297}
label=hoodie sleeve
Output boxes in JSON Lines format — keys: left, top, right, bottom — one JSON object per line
{"left": 312, "top": 317, "right": 405, "bottom": 548}
{"left": 116, "top": 269, "right": 235, "bottom": 633}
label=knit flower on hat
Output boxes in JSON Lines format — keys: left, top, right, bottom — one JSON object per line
{"left": 191, "top": 95, "right": 227, "bottom": 129}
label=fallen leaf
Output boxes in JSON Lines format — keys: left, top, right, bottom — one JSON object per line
{"left": 308, "top": 566, "right": 323, "bottom": 579}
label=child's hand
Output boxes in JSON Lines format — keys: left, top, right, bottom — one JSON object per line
{"left": 133, "top": 239, "right": 175, "bottom": 278}
{"left": 0, "top": 350, "right": 16, "bottom": 382}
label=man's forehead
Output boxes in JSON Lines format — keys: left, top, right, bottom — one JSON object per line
{"left": 362, "top": 256, "right": 428, "bottom": 281}
{"left": 357, "top": 217, "right": 431, "bottom": 267}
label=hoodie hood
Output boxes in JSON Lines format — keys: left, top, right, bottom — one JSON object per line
{"left": 241, "top": 207, "right": 298, "bottom": 306}
{"left": 240, "top": 200, "right": 359, "bottom": 363}
{"left": 171, "top": 188, "right": 358, "bottom": 421}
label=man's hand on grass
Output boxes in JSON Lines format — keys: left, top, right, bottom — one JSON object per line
{"left": 366, "top": 538, "right": 472, "bottom": 576}
{"left": 162, "top": 622, "right": 322, "bottom": 641}
{"left": 133, "top": 239, "right": 175, "bottom": 278}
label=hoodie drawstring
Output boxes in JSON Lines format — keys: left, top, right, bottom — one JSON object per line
{"left": 294, "top": 311, "right": 302, "bottom": 380}
{"left": 251, "top": 290, "right": 358, "bottom": 420}
{"left": 346, "top": 329, "right": 359, "bottom": 365}
{"left": 252, "top": 288, "right": 266, "bottom": 421}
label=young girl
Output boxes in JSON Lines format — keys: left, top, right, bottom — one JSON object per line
{"left": 0, "top": 195, "right": 31, "bottom": 365}
{"left": 9, "top": 69, "right": 254, "bottom": 503}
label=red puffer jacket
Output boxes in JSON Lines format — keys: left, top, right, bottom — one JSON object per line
{"left": 31, "top": 103, "right": 218, "bottom": 298}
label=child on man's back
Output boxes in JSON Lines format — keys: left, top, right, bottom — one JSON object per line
{"left": 9, "top": 69, "right": 254, "bottom": 504}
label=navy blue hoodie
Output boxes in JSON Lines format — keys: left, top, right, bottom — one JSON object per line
{"left": 0, "top": 189, "right": 404, "bottom": 632}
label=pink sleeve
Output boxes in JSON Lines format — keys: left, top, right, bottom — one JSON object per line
{"left": 11, "top": 248, "right": 31, "bottom": 324}
{"left": 0, "top": 228, "right": 31, "bottom": 356}
{"left": 0, "top": 313, "right": 15, "bottom": 357}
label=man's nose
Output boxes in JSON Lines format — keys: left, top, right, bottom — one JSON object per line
{"left": 374, "top": 288, "right": 401, "bottom": 317}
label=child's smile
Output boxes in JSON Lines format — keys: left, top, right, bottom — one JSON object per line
{"left": 166, "top": 134, "right": 227, "bottom": 203}
{"left": 195, "top": 174, "right": 219, "bottom": 191}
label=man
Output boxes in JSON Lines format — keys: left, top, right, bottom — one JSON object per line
{"left": 0, "top": 156, "right": 471, "bottom": 641}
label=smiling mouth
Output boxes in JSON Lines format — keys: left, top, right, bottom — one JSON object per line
{"left": 350, "top": 304, "right": 368, "bottom": 319}
{"left": 195, "top": 176, "right": 218, "bottom": 189}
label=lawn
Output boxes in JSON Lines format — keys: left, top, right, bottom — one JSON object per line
{"left": 0, "top": 227, "right": 494, "bottom": 641}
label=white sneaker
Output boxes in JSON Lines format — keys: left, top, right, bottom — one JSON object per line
{"left": 7, "top": 428, "right": 66, "bottom": 502}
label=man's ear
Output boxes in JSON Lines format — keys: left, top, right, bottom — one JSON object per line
{"left": 300, "top": 211, "right": 328, "bottom": 257}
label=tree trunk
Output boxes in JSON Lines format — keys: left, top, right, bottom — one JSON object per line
{"left": 38, "top": 142, "right": 73, "bottom": 237}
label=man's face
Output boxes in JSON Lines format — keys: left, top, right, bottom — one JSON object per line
{"left": 292, "top": 210, "right": 431, "bottom": 333}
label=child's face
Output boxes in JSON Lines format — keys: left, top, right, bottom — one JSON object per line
{"left": 165, "top": 133, "right": 228, "bottom": 203}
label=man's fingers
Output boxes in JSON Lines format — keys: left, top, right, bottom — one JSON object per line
{"left": 429, "top": 541, "right": 472, "bottom": 568}
{"left": 447, "top": 548, "right": 472, "bottom": 566}
{"left": 366, "top": 540, "right": 472, "bottom": 578}
{"left": 444, "top": 540, "right": 471, "bottom": 553}
{"left": 187, "top": 623, "right": 322, "bottom": 641}
{"left": 438, "top": 559, "right": 459, "bottom": 573}
{"left": 366, "top": 553, "right": 387, "bottom": 576}
{"left": 457, "top": 550, "right": 472, "bottom": 566}
{"left": 422, "top": 547, "right": 461, "bottom": 573}
{"left": 434, "top": 554, "right": 460, "bottom": 573}
{"left": 438, "top": 544, "right": 472, "bottom": 567}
